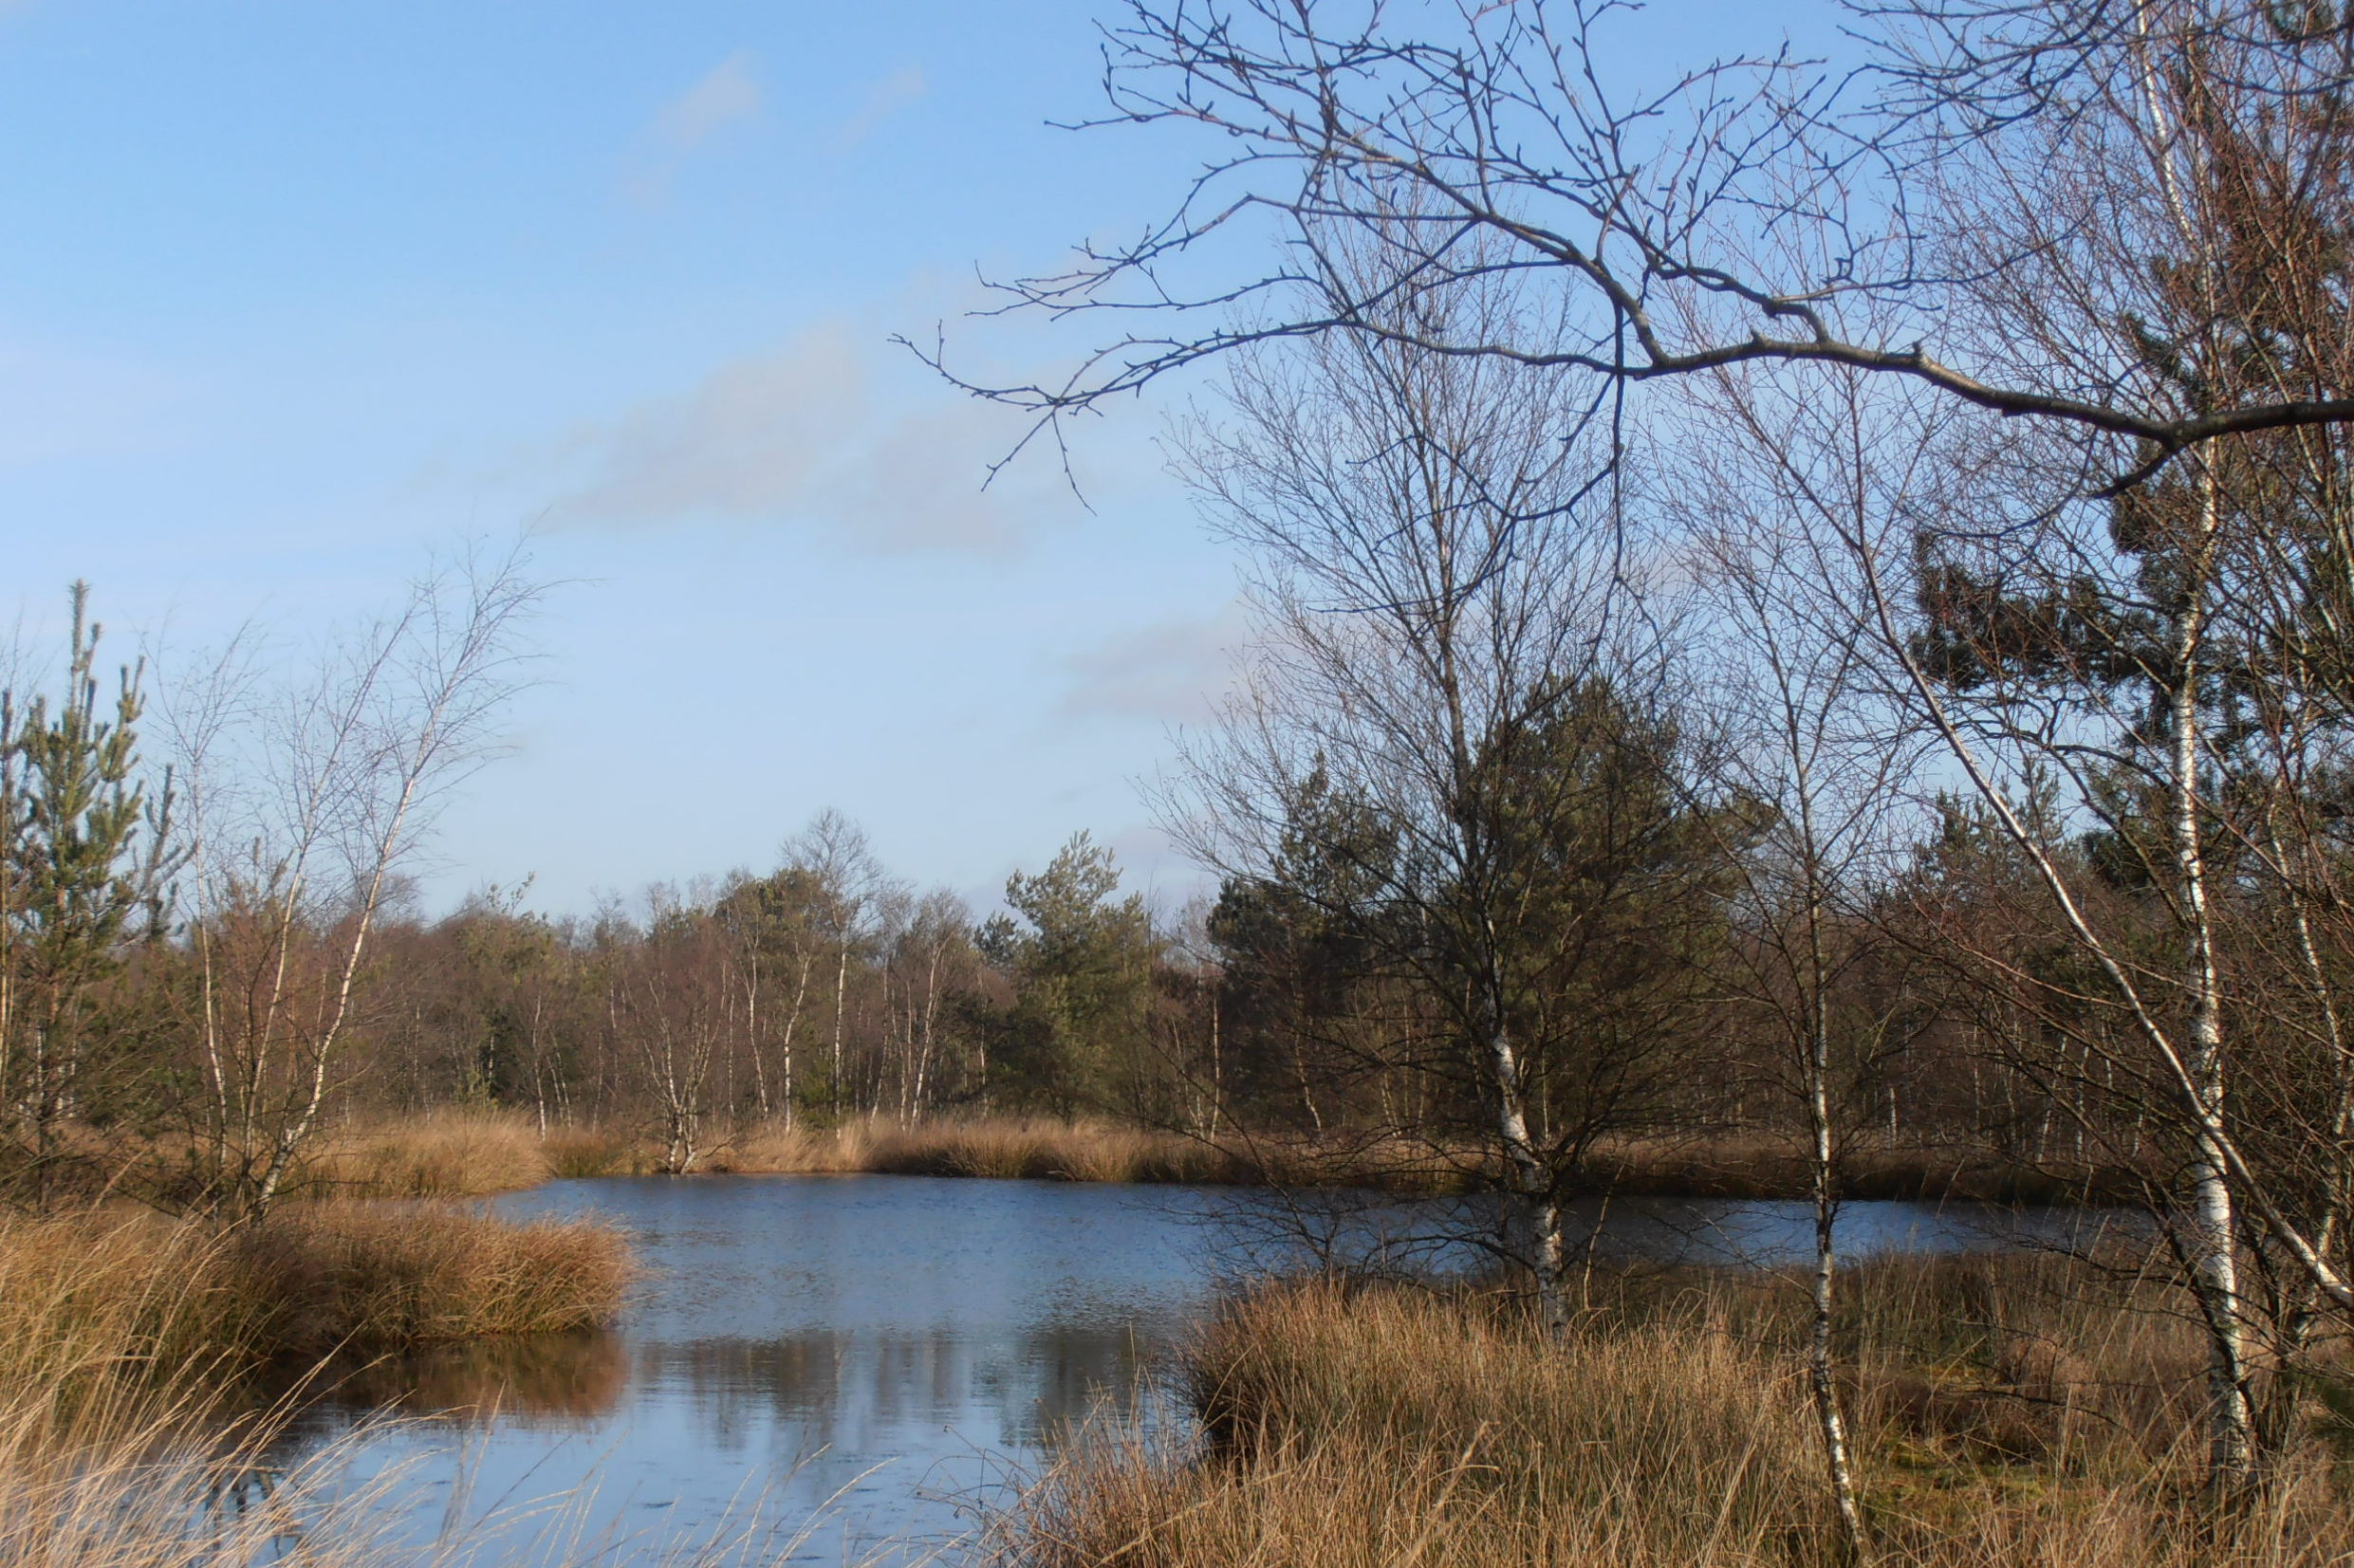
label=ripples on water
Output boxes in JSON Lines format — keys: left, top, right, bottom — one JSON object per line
{"left": 284, "top": 1174, "right": 2105, "bottom": 1563}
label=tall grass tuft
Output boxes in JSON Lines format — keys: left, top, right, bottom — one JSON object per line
{"left": 0, "top": 1202, "right": 631, "bottom": 1396}
{"left": 232, "top": 1202, "right": 634, "bottom": 1354}
{"left": 296, "top": 1110, "right": 554, "bottom": 1198}
{"left": 707, "top": 1116, "right": 1250, "bottom": 1185}
{"left": 999, "top": 1280, "right": 1823, "bottom": 1568}
{"left": 993, "top": 1265, "right": 2354, "bottom": 1568}
{"left": 0, "top": 1200, "right": 639, "bottom": 1564}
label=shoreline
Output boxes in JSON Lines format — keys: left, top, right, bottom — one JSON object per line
{"left": 309, "top": 1110, "right": 2150, "bottom": 1208}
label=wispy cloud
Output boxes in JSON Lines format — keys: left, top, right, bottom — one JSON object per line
{"left": 525, "top": 323, "right": 1080, "bottom": 555}
{"left": 828, "top": 65, "right": 926, "bottom": 152}
{"left": 1062, "top": 602, "right": 1250, "bottom": 725}
{"left": 623, "top": 50, "right": 763, "bottom": 208}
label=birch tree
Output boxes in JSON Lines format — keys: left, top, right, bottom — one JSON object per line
{"left": 168, "top": 549, "right": 540, "bottom": 1221}
{"left": 1164, "top": 252, "right": 1731, "bottom": 1333}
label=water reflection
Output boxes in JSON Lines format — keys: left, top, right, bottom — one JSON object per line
{"left": 634, "top": 1321, "right": 1157, "bottom": 1451}
{"left": 1212, "top": 1187, "right": 2113, "bottom": 1282}
{"left": 319, "top": 1330, "right": 631, "bottom": 1427}
{"left": 294, "top": 1176, "right": 1237, "bottom": 1561}
{"left": 293, "top": 1174, "right": 2094, "bottom": 1563}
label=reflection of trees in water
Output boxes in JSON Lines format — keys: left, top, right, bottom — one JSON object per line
{"left": 639, "top": 1323, "right": 1165, "bottom": 1452}
{"left": 313, "top": 1329, "right": 631, "bottom": 1428}
{"left": 1209, "top": 1188, "right": 2100, "bottom": 1279}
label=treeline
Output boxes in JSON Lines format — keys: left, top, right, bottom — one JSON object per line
{"left": 352, "top": 818, "right": 1204, "bottom": 1169}
{"left": 0, "top": 580, "right": 2182, "bottom": 1205}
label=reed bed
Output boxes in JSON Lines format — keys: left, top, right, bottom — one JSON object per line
{"left": 698, "top": 1116, "right": 1254, "bottom": 1184}
{"left": 470, "top": 1111, "right": 2141, "bottom": 1202}
{"left": 232, "top": 1202, "right": 634, "bottom": 1355}
{"left": 0, "top": 1202, "right": 631, "bottom": 1397}
{"left": 0, "top": 1198, "right": 639, "bottom": 1567}
{"left": 992, "top": 1261, "right": 2354, "bottom": 1568}
{"left": 294, "top": 1110, "right": 554, "bottom": 1199}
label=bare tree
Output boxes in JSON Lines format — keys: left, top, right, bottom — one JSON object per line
{"left": 1676, "top": 375, "right": 1937, "bottom": 1560}
{"left": 783, "top": 809, "right": 902, "bottom": 1121}
{"left": 166, "top": 547, "right": 541, "bottom": 1220}
{"left": 921, "top": 0, "right": 2354, "bottom": 491}
{"left": 936, "top": 0, "right": 2354, "bottom": 1485}
{"left": 1164, "top": 256, "right": 1725, "bottom": 1333}
{"left": 894, "top": 888, "right": 976, "bottom": 1119}
{"left": 609, "top": 890, "right": 728, "bottom": 1172}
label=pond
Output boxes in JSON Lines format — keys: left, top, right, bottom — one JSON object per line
{"left": 287, "top": 1175, "right": 2102, "bottom": 1564}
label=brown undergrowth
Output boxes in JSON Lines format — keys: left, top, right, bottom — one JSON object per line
{"left": 991, "top": 1260, "right": 2354, "bottom": 1568}
{"left": 711, "top": 1116, "right": 1253, "bottom": 1184}
{"left": 58, "top": 1109, "right": 2140, "bottom": 1204}
{"left": 292, "top": 1110, "right": 555, "bottom": 1199}
{"left": 0, "top": 1201, "right": 631, "bottom": 1403}
{"left": 311, "top": 1111, "right": 2144, "bottom": 1203}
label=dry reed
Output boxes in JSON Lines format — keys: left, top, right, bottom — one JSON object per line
{"left": 0, "top": 1196, "right": 915, "bottom": 1568}
{"left": 0, "top": 1199, "right": 632, "bottom": 1567}
{"left": 992, "top": 1262, "right": 2354, "bottom": 1568}
{"left": 231, "top": 1202, "right": 634, "bottom": 1355}
{"left": 0, "top": 1202, "right": 631, "bottom": 1395}
{"left": 704, "top": 1116, "right": 1251, "bottom": 1185}
{"left": 295, "top": 1110, "right": 554, "bottom": 1199}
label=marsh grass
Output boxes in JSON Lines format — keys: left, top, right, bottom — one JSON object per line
{"left": 232, "top": 1203, "right": 634, "bottom": 1355}
{"left": 285, "top": 1111, "right": 2144, "bottom": 1208}
{"left": 992, "top": 1260, "right": 2354, "bottom": 1568}
{"left": 0, "top": 1198, "right": 634, "bottom": 1567}
{"left": 0, "top": 1202, "right": 631, "bottom": 1406}
{"left": 0, "top": 1197, "right": 903, "bottom": 1568}
{"left": 702, "top": 1116, "right": 1252, "bottom": 1184}
{"left": 295, "top": 1111, "right": 554, "bottom": 1199}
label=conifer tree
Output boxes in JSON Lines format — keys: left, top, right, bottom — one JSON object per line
{"left": 1, "top": 583, "right": 176, "bottom": 1202}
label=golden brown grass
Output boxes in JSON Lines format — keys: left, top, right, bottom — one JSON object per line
{"left": 232, "top": 1202, "right": 634, "bottom": 1355}
{"left": 298, "top": 1111, "right": 2141, "bottom": 1207}
{"left": 0, "top": 1197, "right": 635, "bottom": 1567}
{"left": 996, "top": 1279, "right": 1827, "bottom": 1568}
{"left": 0, "top": 1198, "right": 900, "bottom": 1567}
{"left": 0, "top": 1386, "right": 398, "bottom": 1568}
{"left": 0, "top": 1201, "right": 631, "bottom": 1398}
{"left": 294, "top": 1109, "right": 554, "bottom": 1199}
{"left": 702, "top": 1116, "right": 1253, "bottom": 1184}
{"left": 992, "top": 1262, "right": 2354, "bottom": 1568}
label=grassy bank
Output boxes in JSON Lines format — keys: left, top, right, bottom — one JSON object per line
{"left": 305, "top": 1108, "right": 2137, "bottom": 1204}
{"left": 993, "top": 1261, "right": 2354, "bottom": 1567}
{"left": 0, "top": 1198, "right": 636, "bottom": 1566}
{"left": 0, "top": 1202, "right": 633, "bottom": 1395}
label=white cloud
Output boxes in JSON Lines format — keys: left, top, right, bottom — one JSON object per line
{"left": 530, "top": 324, "right": 1080, "bottom": 554}
{"left": 624, "top": 51, "right": 763, "bottom": 207}
{"left": 829, "top": 65, "right": 926, "bottom": 152}
{"left": 656, "top": 51, "right": 762, "bottom": 149}
{"left": 1062, "top": 601, "right": 1250, "bottom": 725}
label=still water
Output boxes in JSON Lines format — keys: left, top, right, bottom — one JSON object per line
{"left": 291, "top": 1175, "right": 2091, "bottom": 1564}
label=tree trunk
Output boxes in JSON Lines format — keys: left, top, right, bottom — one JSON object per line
{"left": 2169, "top": 472, "right": 2254, "bottom": 1487}
{"left": 1485, "top": 1006, "right": 1569, "bottom": 1337}
{"left": 1808, "top": 1004, "right": 1868, "bottom": 1560}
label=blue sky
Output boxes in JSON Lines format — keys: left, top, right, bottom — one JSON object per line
{"left": 0, "top": 0, "right": 1828, "bottom": 918}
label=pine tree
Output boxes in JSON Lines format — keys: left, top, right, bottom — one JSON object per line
{"left": 1, "top": 583, "right": 176, "bottom": 1202}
